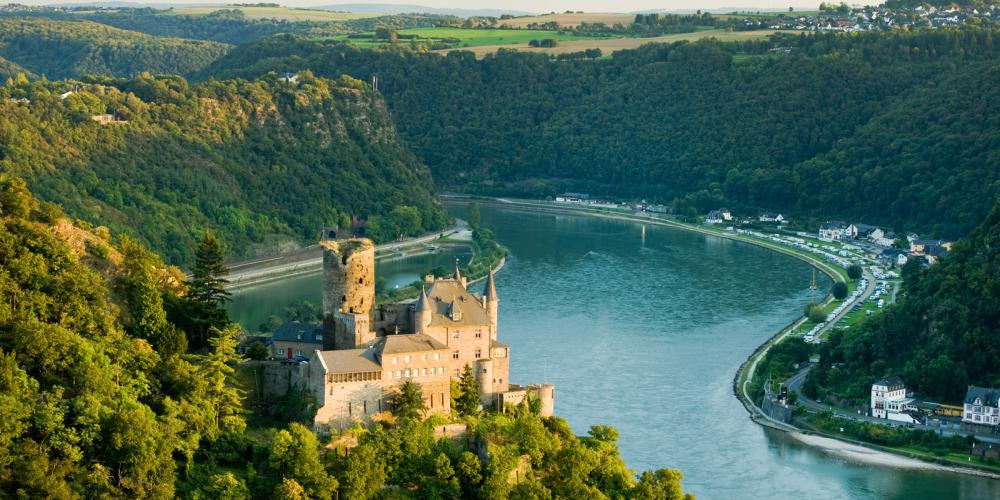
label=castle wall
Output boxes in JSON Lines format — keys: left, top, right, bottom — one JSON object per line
{"left": 490, "top": 347, "right": 510, "bottom": 395}
{"left": 314, "top": 375, "right": 386, "bottom": 430}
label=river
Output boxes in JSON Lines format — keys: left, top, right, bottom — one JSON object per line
{"left": 229, "top": 204, "right": 1000, "bottom": 499}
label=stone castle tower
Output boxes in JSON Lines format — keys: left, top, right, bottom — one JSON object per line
{"left": 320, "top": 228, "right": 375, "bottom": 349}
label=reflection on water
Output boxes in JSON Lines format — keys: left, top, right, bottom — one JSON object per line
{"left": 446, "top": 204, "right": 1000, "bottom": 500}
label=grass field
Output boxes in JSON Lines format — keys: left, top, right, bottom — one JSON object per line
{"left": 494, "top": 12, "right": 635, "bottom": 28}
{"left": 167, "top": 6, "right": 381, "bottom": 21}
{"left": 439, "top": 29, "right": 779, "bottom": 57}
{"left": 332, "top": 26, "right": 609, "bottom": 49}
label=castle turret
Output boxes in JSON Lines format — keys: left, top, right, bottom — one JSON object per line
{"left": 453, "top": 258, "right": 466, "bottom": 288}
{"left": 413, "top": 286, "right": 432, "bottom": 333}
{"left": 484, "top": 269, "right": 499, "bottom": 337}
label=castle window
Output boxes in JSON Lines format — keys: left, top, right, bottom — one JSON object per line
{"left": 452, "top": 350, "right": 459, "bottom": 359}
{"left": 422, "top": 368, "right": 427, "bottom": 376}
{"left": 434, "top": 353, "right": 440, "bottom": 360}
{"left": 392, "top": 357, "right": 397, "bottom": 365}
{"left": 474, "top": 349, "right": 481, "bottom": 359}
{"left": 475, "top": 330, "right": 482, "bottom": 338}
{"left": 422, "top": 354, "right": 428, "bottom": 361}
{"left": 359, "top": 278, "right": 364, "bottom": 284}
{"left": 405, "top": 369, "right": 411, "bottom": 378}
{"left": 453, "top": 369, "right": 460, "bottom": 377}
{"left": 404, "top": 355, "right": 411, "bottom": 363}
{"left": 453, "top": 331, "right": 460, "bottom": 339}
{"left": 395, "top": 370, "right": 401, "bottom": 378}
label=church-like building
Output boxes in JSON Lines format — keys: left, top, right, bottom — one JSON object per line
{"left": 303, "top": 228, "right": 552, "bottom": 429}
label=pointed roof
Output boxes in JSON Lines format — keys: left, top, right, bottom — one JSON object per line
{"left": 484, "top": 269, "right": 498, "bottom": 301}
{"left": 449, "top": 297, "right": 463, "bottom": 321}
{"left": 416, "top": 286, "right": 431, "bottom": 312}
{"left": 453, "top": 258, "right": 462, "bottom": 281}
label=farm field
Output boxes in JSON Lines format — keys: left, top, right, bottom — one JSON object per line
{"left": 166, "top": 6, "right": 381, "bottom": 21}
{"left": 494, "top": 12, "right": 635, "bottom": 28}
{"left": 332, "top": 26, "right": 610, "bottom": 48}
{"left": 436, "top": 29, "right": 780, "bottom": 57}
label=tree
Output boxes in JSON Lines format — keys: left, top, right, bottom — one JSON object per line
{"left": 185, "top": 232, "right": 231, "bottom": 349}
{"left": 339, "top": 444, "right": 385, "bottom": 500}
{"left": 0, "top": 175, "right": 34, "bottom": 219}
{"left": 893, "top": 236, "right": 909, "bottom": 249}
{"left": 456, "top": 452, "right": 482, "bottom": 497}
{"left": 392, "top": 380, "right": 426, "bottom": 420}
{"left": 832, "top": 281, "right": 848, "bottom": 300}
{"left": 390, "top": 205, "right": 422, "bottom": 237}
{"left": 805, "top": 303, "right": 827, "bottom": 323}
{"left": 269, "top": 423, "right": 337, "bottom": 500}
{"left": 273, "top": 478, "right": 308, "bottom": 500}
{"left": 202, "top": 473, "right": 250, "bottom": 500}
{"left": 201, "top": 324, "right": 246, "bottom": 433}
{"left": 468, "top": 201, "right": 481, "bottom": 227}
{"left": 847, "top": 264, "right": 862, "bottom": 280}
{"left": 454, "top": 364, "right": 481, "bottom": 416}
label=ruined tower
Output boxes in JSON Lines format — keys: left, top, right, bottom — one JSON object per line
{"left": 320, "top": 228, "right": 375, "bottom": 349}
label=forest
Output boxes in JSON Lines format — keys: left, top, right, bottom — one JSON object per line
{"left": 0, "top": 18, "right": 229, "bottom": 79}
{"left": 0, "top": 73, "right": 449, "bottom": 266}
{"left": 200, "top": 27, "right": 1000, "bottom": 238}
{"left": 0, "top": 178, "right": 691, "bottom": 498}
{"left": 805, "top": 198, "right": 1000, "bottom": 404}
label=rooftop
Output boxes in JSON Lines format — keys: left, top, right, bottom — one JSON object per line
{"left": 271, "top": 321, "right": 323, "bottom": 344}
{"left": 965, "top": 386, "right": 1000, "bottom": 406}
{"left": 426, "top": 279, "right": 491, "bottom": 327}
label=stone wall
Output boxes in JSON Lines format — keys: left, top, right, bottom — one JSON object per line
{"left": 321, "top": 238, "right": 375, "bottom": 320}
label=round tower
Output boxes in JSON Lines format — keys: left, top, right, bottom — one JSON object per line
{"left": 413, "top": 286, "right": 433, "bottom": 333}
{"left": 321, "top": 237, "right": 375, "bottom": 321}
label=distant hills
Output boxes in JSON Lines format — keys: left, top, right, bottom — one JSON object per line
{"left": 314, "top": 3, "right": 532, "bottom": 17}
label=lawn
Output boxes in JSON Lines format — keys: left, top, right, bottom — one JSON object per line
{"left": 167, "top": 6, "right": 381, "bottom": 21}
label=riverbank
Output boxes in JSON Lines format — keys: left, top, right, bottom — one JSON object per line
{"left": 442, "top": 195, "right": 1000, "bottom": 480}
{"left": 225, "top": 224, "right": 467, "bottom": 290}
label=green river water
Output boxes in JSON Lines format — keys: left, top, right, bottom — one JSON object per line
{"left": 229, "top": 204, "right": 1000, "bottom": 499}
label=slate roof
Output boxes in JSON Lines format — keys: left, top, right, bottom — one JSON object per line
{"left": 318, "top": 348, "right": 381, "bottom": 374}
{"left": 271, "top": 321, "right": 323, "bottom": 344}
{"left": 964, "top": 386, "right": 1000, "bottom": 406}
{"left": 377, "top": 333, "right": 447, "bottom": 355}
{"left": 426, "top": 279, "right": 491, "bottom": 327}
{"left": 874, "top": 375, "right": 906, "bottom": 389}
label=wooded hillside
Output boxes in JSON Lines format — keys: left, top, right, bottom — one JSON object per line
{"left": 0, "top": 73, "right": 449, "bottom": 266}
{"left": 200, "top": 28, "right": 1000, "bottom": 238}
{"left": 0, "top": 17, "right": 229, "bottom": 78}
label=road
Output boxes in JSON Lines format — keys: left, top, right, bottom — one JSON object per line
{"left": 786, "top": 367, "right": 1000, "bottom": 444}
{"left": 225, "top": 222, "right": 468, "bottom": 288}
{"left": 812, "top": 267, "right": 877, "bottom": 342}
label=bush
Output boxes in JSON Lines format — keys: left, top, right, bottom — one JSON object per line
{"left": 847, "top": 264, "right": 863, "bottom": 280}
{"left": 806, "top": 303, "right": 827, "bottom": 323}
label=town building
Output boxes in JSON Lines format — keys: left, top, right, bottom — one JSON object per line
{"left": 819, "top": 221, "right": 850, "bottom": 241}
{"left": 705, "top": 208, "right": 732, "bottom": 224}
{"left": 554, "top": 192, "right": 589, "bottom": 203}
{"left": 269, "top": 321, "right": 323, "bottom": 360}
{"left": 295, "top": 228, "right": 553, "bottom": 429}
{"left": 849, "top": 223, "right": 879, "bottom": 240}
{"left": 871, "top": 376, "right": 920, "bottom": 423}
{"left": 963, "top": 386, "right": 1000, "bottom": 427}
{"left": 759, "top": 213, "right": 785, "bottom": 223}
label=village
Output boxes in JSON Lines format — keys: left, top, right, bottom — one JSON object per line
{"left": 741, "top": 4, "right": 999, "bottom": 33}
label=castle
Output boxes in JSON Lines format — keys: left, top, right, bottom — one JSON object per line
{"left": 301, "top": 228, "right": 553, "bottom": 429}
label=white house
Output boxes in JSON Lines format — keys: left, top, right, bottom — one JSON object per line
{"left": 963, "top": 386, "right": 1000, "bottom": 427}
{"left": 819, "top": 221, "right": 850, "bottom": 241}
{"left": 759, "top": 213, "right": 784, "bottom": 223}
{"left": 871, "top": 376, "right": 919, "bottom": 422}
{"left": 705, "top": 208, "right": 732, "bottom": 224}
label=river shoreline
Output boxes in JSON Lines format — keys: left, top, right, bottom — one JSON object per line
{"left": 440, "top": 195, "right": 1000, "bottom": 481}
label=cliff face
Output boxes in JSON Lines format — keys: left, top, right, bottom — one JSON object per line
{"left": 0, "top": 73, "right": 448, "bottom": 265}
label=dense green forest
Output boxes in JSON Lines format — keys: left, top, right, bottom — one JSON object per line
{"left": 0, "top": 18, "right": 229, "bottom": 79}
{"left": 0, "top": 8, "right": 454, "bottom": 45}
{"left": 0, "top": 73, "right": 449, "bottom": 266}
{"left": 805, "top": 198, "right": 1000, "bottom": 404}
{"left": 0, "top": 178, "right": 691, "bottom": 498}
{"left": 200, "top": 27, "right": 1000, "bottom": 238}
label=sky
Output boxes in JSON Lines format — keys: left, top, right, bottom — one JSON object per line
{"left": 24, "top": 1, "right": 826, "bottom": 13}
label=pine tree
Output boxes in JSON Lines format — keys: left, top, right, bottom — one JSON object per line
{"left": 201, "top": 324, "right": 245, "bottom": 435}
{"left": 393, "top": 380, "right": 426, "bottom": 420}
{"left": 185, "top": 232, "right": 231, "bottom": 349}
{"left": 455, "top": 364, "right": 481, "bottom": 416}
